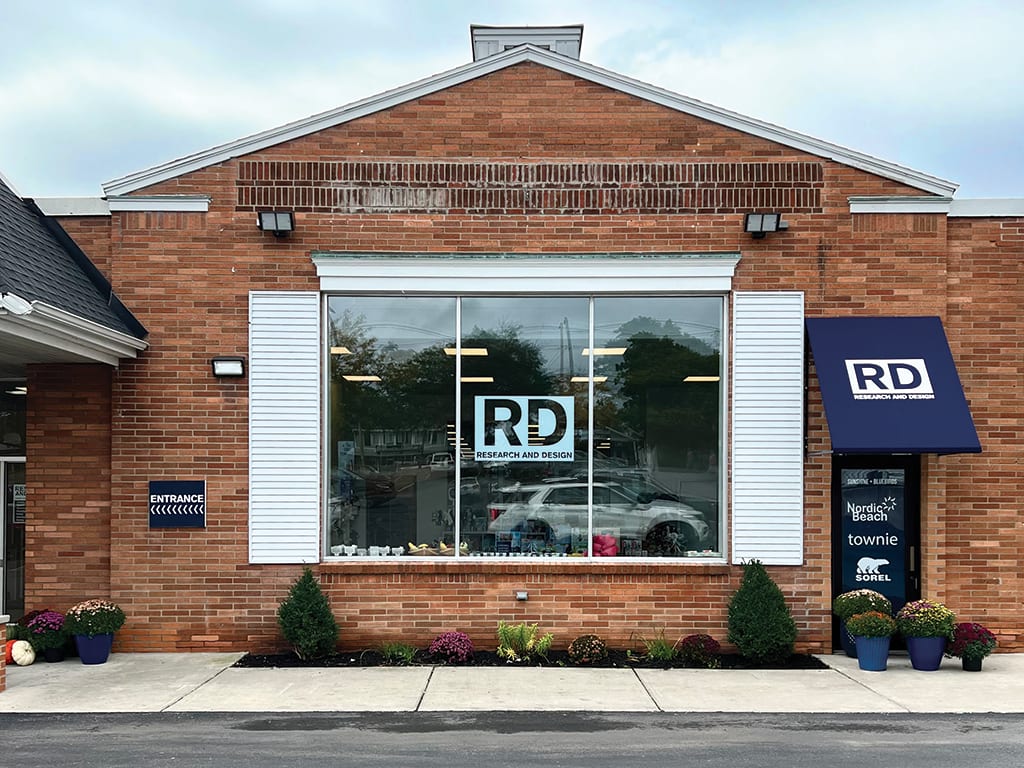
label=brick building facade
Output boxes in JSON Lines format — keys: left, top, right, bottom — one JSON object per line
{"left": 10, "top": 26, "right": 1023, "bottom": 655}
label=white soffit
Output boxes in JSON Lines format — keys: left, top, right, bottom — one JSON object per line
{"left": 102, "top": 45, "right": 957, "bottom": 197}
{"left": 849, "top": 196, "right": 953, "bottom": 214}
{"left": 0, "top": 299, "right": 147, "bottom": 367}
{"left": 106, "top": 195, "right": 211, "bottom": 212}
{"left": 312, "top": 253, "right": 741, "bottom": 293}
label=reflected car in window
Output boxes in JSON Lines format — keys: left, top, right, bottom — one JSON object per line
{"left": 487, "top": 481, "right": 710, "bottom": 556}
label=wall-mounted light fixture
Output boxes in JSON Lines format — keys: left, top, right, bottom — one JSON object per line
{"left": 744, "top": 212, "right": 789, "bottom": 239}
{"left": 256, "top": 211, "right": 295, "bottom": 237}
{"left": 211, "top": 356, "right": 246, "bottom": 378}
{"left": 515, "top": 590, "right": 529, "bottom": 601}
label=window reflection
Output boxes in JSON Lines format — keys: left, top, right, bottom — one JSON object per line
{"left": 325, "top": 296, "right": 722, "bottom": 559}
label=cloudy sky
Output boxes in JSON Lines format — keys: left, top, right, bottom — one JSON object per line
{"left": 2, "top": 0, "right": 1021, "bottom": 199}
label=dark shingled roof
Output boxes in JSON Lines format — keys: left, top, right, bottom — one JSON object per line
{"left": 0, "top": 175, "right": 145, "bottom": 339}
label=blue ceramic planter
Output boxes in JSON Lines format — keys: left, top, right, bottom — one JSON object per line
{"left": 906, "top": 635, "right": 946, "bottom": 671}
{"left": 74, "top": 633, "right": 114, "bottom": 665}
{"left": 854, "top": 635, "right": 890, "bottom": 671}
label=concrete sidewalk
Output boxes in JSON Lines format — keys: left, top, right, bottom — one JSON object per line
{"left": 1, "top": 652, "right": 1023, "bottom": 714}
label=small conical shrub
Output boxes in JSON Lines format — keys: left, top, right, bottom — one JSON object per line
{"left": 727, "top": 559, "right": 797, "bottom": 664}
{"left": 277, "top": 567, "right": 339, "bottom": 660}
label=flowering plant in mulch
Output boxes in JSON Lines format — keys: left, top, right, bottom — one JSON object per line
{"left": 427, "top": 631, "right": 475, "bottom": 664}
{"left": 845, "top": 611, "right": 896, "bottom": 638}
{"left": 26, "top": 610, "right": 68, "bottom": 651}
{"left": 895, "top": 599, "right": 955, "bottom": 639}
{"left": 678, "top": 633, "right": 722, "bottom": 668}
{"left": 64, "top": 599, "right": 126, "bottom": 637}
{"left": 832, "top": 589, "right": 892, "bottom": 621}
{"left": 946, "top": 622, "right": 997, "bottom": 661}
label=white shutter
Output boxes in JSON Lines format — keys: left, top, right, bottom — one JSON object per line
{"left": 731, "top": 292, "right": 805, "bottom": 565}
{"left": 248, "top": 291, "right": 321, "bottom": 563}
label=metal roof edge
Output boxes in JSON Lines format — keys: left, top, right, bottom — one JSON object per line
{"left": 948, "top": 198, "right": 1024, "bottom": 217}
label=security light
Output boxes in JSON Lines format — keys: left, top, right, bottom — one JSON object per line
{"left": 257, "top": 211, "right": 295, "bottom": 237}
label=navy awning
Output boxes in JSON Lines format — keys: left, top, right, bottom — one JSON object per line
{"left": 805, "top": 316, "right": 981, "bottom": 454}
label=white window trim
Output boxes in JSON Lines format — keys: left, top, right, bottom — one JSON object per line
{"left": 313, "top": 253, "right": 740, "bottom": 294}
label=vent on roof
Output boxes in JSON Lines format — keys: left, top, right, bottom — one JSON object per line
{"left": 471, "top": 24, "right": 583, "bottom": 61}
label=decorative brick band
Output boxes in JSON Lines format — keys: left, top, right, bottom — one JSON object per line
{"left": 236, "top": 160, "right": 822, "bottom": 215}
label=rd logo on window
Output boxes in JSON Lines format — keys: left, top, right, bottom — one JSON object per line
{"left": 473, "top": 396, "right": 575, "bottom": 462}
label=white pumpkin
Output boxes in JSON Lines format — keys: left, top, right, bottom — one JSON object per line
{"left": 11, "top": 639, "right": 35, "bottom": 666}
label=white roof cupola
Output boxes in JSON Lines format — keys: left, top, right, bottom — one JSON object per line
{"left": 470, "top": 24, "right": 583, "bottom": 61}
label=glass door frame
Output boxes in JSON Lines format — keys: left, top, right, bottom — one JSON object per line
{"left": 1, "top": 456, "right": 26, "bottom": 618}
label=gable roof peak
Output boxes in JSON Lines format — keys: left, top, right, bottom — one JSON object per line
{"left": 470, "top": 24, "right": 582, "bottom": 61}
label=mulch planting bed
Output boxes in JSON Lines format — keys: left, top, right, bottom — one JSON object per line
{"left": 234, "top": 649, "right": 828, "bottom": 670}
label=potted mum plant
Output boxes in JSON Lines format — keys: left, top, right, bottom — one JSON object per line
{"left": 947, "top": 621, "right": 997, "bottom": 672}
{"left": 26, "top": 610, "right": 68, "bottom": 662}
{"left": 845, "top": 611, "right": 896, "bottom": 672}
{"left": 895, "top": 599, "right": 955, "bottom": 671}
{"left": 832, "top": 589, "right": 892, "bottom": 658}
{"left": 64, "top": 599, "right": 126, "bottom": 665}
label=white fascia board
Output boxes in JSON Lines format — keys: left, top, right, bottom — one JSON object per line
{"left": 33, "top": 197, "right": 111, "bottom": 216}
{"left": 313, "top": 252, "right": 740, "bottom": 293}
{"left": 948, "top": 198, "right": 1024, "bottom": 217}
{"left": 0, "top": 301, "right": 147, "bottom": 366}
{"left": 101, "top": 46, "right": 958, "bottom": 198}
{"left": 106, "top": 195, "right": 210, "bottom": 212}
{"left": 848, "top": 196, "right": 953, "bottom": 214}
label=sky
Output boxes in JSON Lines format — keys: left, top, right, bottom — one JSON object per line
{"left": 2, "top": 0, "right": 1022, "bottom": 199}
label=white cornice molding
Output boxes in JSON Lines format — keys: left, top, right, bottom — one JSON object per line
{"left": 948, "top": 198, "right": 1024, "bottom": 217}
{"left": 0, "top": 300, "right": 147, "bottom": 366}
{"left": 33, "top": 197, "right": 111, "bottom": 216}
{"left": 848, "top": 196, "right": 953, "bottom": 214}
{"left": 106, "top": 195, "right": 210, "bottom": 212}
{"left": 312, "top": 252, "right": 740, "bottom": 293}
{"left": 102, "top": 45, "right": 958, "bottom": 197}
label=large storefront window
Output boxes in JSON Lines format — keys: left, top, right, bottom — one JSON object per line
{"left": 326, "top": 295, "right": 722, "bottom": 559}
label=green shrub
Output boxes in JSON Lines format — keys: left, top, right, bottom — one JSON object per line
{"left": 727, "top": 559, "right": 798, "bottom": 664}
{"left": 378, "top": 641, "right": 417, "bottom": 666}
{"left": 496, "top": 621, "right": 553, "bottom": 663}
{"left": 678, "top": 633, "right": 721, "bottom": 668}
{"left": 567, "top": 634, "right": 607, "bottom": 664}
{"left": 277, "top": 567, "right": 339, "bottom": 660}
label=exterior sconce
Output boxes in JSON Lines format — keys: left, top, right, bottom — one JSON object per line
{"left": 744, "top": 212, "right": 789, "bottom": 239}
{"left": 257, "top": 211, "right": 295, "bottom": 237}
{"left": 515, "top": 590, "right": 529, "bottom": 601}
{"left": 211, "top": 356, "right": 246, "bottom": 378}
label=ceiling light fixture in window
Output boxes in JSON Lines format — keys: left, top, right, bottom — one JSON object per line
{"left": 444, "top": 347, "right": 488, "bottom": 356}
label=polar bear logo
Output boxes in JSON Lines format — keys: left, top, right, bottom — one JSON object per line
{"left": 857, "top": 556, "right": 890, "bottom": 574}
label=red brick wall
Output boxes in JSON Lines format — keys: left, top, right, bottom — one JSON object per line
{"left": 27, "top": 61, "right": 1021, "bottom": 654}
{"left": 56, "top": 216, "right": 113, "bottom": 278}
{"left": 24, "top": 365, "right": 113, "bottom": 612}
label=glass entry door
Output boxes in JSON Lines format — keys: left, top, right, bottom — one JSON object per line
{"left": 1, "top": 459, "right": 26, "bottom": 619}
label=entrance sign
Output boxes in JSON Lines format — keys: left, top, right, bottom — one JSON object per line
{"left": 149, "top": 480, "right": 206, "bottom": 528}
{"left": 839, "top": 469, "right": 906, "bottom": 609}
{"left": 473, "top": 396, "right": 574, "bottom": 462}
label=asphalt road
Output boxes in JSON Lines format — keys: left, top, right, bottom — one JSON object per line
{"left": 2, "top": 712, "right": 1023, "bottom": 767}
